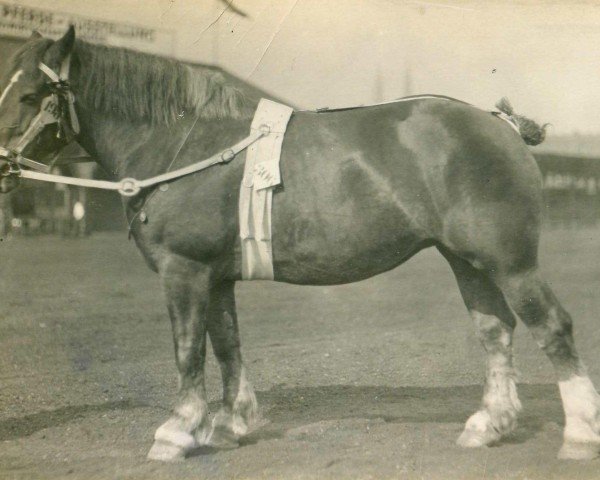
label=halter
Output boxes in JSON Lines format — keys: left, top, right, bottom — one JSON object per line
{"left": 0, "top": 54, "right": 80, "bottom": 174}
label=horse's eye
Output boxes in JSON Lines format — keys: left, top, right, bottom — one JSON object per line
{"left": 19, "top": 94, "right": 39, "bottom": 106}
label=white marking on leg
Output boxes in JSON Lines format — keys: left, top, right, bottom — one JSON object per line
{"left": 559, "top": 375, "right": 600, "bottom": 443}
{"left": 174, "top": 400, "right": 205, "bottom": 430}
{"left": 458, "top": 311, "right": 521, "bottom": 448}
{"left": 207, "top": 367, "right": 258, "bottom": 447}
{"left": 474, "top": 312, "right": 521, "bottom": 427}
{"left": 232, "top": 367, "right": 258, "bottom": 434}
{"left": 483, "top": 352, "right": 522, "bottom": 416}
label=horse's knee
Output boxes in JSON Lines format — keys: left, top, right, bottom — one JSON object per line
{"left": 472, "top": 311, "right": 513, "bottom": 348}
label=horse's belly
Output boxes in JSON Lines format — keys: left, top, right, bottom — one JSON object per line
{"left": 270, "top": 202, "right": 428, "bottom": 285}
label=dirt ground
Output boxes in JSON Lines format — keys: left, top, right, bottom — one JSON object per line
{"left": 1, "top": 227, "right": 600, "bottom": 479}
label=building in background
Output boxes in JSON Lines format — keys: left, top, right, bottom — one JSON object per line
{"left": 0, "top": 2, "right": 175, "bottom": 54}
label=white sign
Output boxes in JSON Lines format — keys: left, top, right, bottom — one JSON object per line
{"left": 0, "top": 2, "right": 175, "bottom": 55}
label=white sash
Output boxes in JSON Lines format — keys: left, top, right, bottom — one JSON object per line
{"left": 239, "top": 99, "right": 293, "bottom": 280}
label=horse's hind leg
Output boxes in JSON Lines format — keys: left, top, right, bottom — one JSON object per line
{"left": 439, "top": 247, "right": 522, "bottom": 447}
{"left": 147, "top": 257, "right": 212, "bottom": 461}
{"left": 205, "top": 280, "right": 257, "bottom": 448}
{"left": 497, "top": 269, "right": 600, "bottom": 459}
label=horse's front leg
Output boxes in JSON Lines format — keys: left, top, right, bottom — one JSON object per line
{"left": 147, "top": 256, "right": 212, "bottom": 461}
{"left": 206, "top": 280, "right": 258, "bottom": 448}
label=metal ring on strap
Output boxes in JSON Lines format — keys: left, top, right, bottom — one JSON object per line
{"left": 221, "top": 149, "right": 235, "bottom": 162}
{"left": 118, "top": 178, "right": 141, "bottom": 197}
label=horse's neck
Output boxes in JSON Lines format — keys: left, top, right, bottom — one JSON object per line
{"left": 69, "top": 45, "right": 258, "bottom": 179}
{"left": 75, "top": 110, "right": 188, "bottom": 179}
{"left": 75, "top": 108, "right": 251, "bottom": 181}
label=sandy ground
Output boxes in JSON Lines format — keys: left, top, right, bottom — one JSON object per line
{"left": 1, "top": 227, "right": 600, "bottom": 479}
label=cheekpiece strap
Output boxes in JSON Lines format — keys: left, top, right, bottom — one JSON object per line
{"left": 38, "top": 62, "right": 61, "bottom": 83}
{"left": 38, "top": 55, "right": 80, "bottom": 135}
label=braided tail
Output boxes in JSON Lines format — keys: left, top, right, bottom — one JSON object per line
{"left": 495, "top": 97, "right": 549, "bottom": 146}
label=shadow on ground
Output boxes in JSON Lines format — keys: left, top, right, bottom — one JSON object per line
{"left": 241, "top": 383, "right": 564, "bottom": 446}
{"left": 0, "top": 383, "right": 563, "bottom": 449}
{"left": 0, "top": 400, "right": 146, "bottom": 441}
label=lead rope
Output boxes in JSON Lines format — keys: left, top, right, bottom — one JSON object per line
{"left": 17, "top": 129, "right": 266, "bottom": 195}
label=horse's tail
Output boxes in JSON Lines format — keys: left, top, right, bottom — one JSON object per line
{"left": 495, "top": 97, "right": 549, "bottom": 146}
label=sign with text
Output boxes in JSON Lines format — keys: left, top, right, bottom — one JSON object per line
{"left": 0, "top": 2, "right": 175, "bottom": 55}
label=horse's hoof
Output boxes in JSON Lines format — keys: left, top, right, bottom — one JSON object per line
{"left": 457, "top": 411, "right": 501, "bottom": 448}
{"left": 147, "top": 440, "right": 187, "bottom": 462}
{"left": 208, "top": 424, "right": 240, "bottom": 449}
{"left": 558, "top": 440, "right": 600, "bottom": 460}
{"left": 457, "top": 428, "right": 499, "bottom": 448}
{"left": 148, "top": 425, "right": 196, "bottom": 461}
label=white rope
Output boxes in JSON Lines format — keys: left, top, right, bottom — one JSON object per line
{"left": 16, "top": 129, "right": 267, "bottom": 197}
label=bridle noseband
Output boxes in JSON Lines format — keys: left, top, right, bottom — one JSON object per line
{"left": 0, "top": 54, "right": 80, "bottom": 175}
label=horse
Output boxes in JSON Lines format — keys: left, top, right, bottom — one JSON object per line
{"left": 1, "top": 27, "right": 599, "bottom": 462}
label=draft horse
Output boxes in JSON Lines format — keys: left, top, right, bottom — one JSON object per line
{"left": 1, "top": 27, "right": 599, "bottom": 461}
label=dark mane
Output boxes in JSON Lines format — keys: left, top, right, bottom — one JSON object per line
{"left": 72, "top": 41, "right": 254, "bottom": 125}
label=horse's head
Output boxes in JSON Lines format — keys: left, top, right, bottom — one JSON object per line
{"left": 0, "top": 26, "right": 79, "bottom": 192}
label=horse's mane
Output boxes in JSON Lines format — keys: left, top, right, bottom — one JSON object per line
{"left": 73, "top": 41, "right": 254, "bottom": 125}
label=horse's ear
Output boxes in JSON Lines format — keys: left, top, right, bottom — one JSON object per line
{"left": 30, "top": 30, "right": 43, "bottom": 40}
{"left": 46, "top": 25, "right": 76, "bottom": 62}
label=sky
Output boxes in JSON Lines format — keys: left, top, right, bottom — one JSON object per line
{"left": 7, "top": 0, "right": 600, "bottom": 134}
